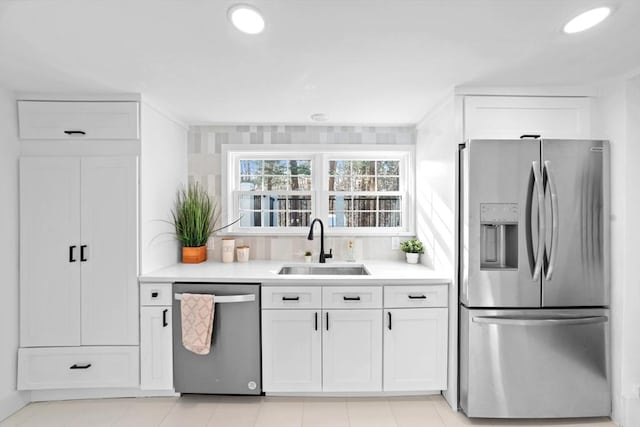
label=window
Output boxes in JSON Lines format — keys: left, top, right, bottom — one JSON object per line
{"left": 224, "top": 146, "right": 413, "bottom": 235}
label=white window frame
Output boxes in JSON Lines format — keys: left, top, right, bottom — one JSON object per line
{"left": 222, "top": 144, "right": 415, "bottom": 236}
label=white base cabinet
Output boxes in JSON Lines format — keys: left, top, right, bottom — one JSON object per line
{"left": 261, "top": 284, "right": 448, "bottom": 394}
{"left": 383, "top": 308, "right": 448, "bottom": 391}
{"left": 261, "top": 310, "right": 321, "bottom": 392}
{"left": 140, "top": 283, "right": 174, "bottom": 391}
{"left": 322, "top": 309, "right": 382, "bottom": 392}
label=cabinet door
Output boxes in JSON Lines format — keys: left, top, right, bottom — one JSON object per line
{"left": 80, "top": 157, "right": 138, "bottom": 345}
{"left": 140, "top": 307, "right": 173, "bottom": 390}
{"left": 384, "top": 308, "right": 448, "bottom": 391}
{"left": 463, "top": 96, "right": 592, "bottom": 140}
{"left": 20, "top": 157, "right": 81, "bottom": 347}
{"left": 261, "top": 310, "right": 321, "bottom": 392}
{"left": 323, "top": 310, "right": 382, "bottom": 392}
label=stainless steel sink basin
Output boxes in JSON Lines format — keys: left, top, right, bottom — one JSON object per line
{"left": 277, "top": 265, "right": 370, "bottom": 275}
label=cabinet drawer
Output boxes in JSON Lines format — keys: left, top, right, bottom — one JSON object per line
{"left": 262, "top": 286, "right": 321, "bottom": 309}
{"left": 18, "top": 101, "right": 140, "bottom": 140}
{"left": 140, "top": 283, "right": 173, "bottom": 306}
{"left": 18, "top": 346, "right": 139, "bottom": 390}
{"left": 323, "top": 286, "right": 382, "bottom": 309}
{"left": 384, "top": 285, "right": 448, "bottom": 308}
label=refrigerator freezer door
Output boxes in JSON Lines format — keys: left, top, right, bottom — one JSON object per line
{"left": 461, "top": 140, "right": 542, "bottom": 308}
{"left": 541, "top": 140, "right": 609, "bottom": 307}
{"left": 459, "top": 306, "right": 610, "bottom": 418}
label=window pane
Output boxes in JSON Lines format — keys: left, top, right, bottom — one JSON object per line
{"left": 264, "top": 160, "right": 289, "bottom": 175}
{"left": 378, "top": 211, "right": 401, "bottom": 227}
{"left": 288, "top": 195, "right": 311, "bottom": 211}
{"left": 240, "top": 160, "right": 262, "bottom": 175}
{"left": 354, "top": 196, "right": 376, "bottom": 211}
{"left": 377, "top": 160, "right": 399, "bottom": 176}
{"left": 352, "top": 176, "right": 375, "bottom": 191}
{"left": 288, "top": 211, "right": 311, "bottom": 227}
{"left": 264, "top": 176, "right": 289, "bottom": 191}
{"left": 290, "top": 160, "right": 311, "bottom": 176}
{"left": 379, "top": 196, "right": 401, "bottom": 210}
{"left": 377, "top": 177, "right": 399, "bottom": 191}
{"left": 240, "top": 176, "right": 262, "bottom": 191}
{"left": 240, "top": 211, "right": 262, "bottom": 227}
{"left": 329, "top": 160, "right": 350, "bottom": 176}
{"left": 239, "top": 194, "right": 262, "bottom": 210}
{"left": 352, "top": 160, "right": 375, "bottom": 175}
{"left": 265, "top": 211, "right": 287, "bottom": 227}
{"left": 353, "top": 211, "right": 376, "bottom": 227}
{"left": 290, "top": 175, "right": 312, "bottom": 191}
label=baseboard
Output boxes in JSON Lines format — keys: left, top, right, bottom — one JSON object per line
{"left": 30, "top": 388, "right": 178, "bottom": 402}
{"left": 264, "top": 391, "right": 441, "bottom": 398}
{"left": 0, "top": 391, "right": 30, "bottom": 422}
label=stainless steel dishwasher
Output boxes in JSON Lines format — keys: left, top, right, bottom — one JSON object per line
{"left": 172, "top": 282, "right": 261, "bottom": 395}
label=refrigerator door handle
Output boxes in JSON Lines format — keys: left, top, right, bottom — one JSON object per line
{"left": 472, "top": 315, "right": 608, "bottom": 326}
{"left": 544, "top": 160, "right": 559, "bottom": 280}
{"left": 531, "top": 161, "right": 546, "bottom": 280}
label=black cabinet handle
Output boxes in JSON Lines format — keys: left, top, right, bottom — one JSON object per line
{"left": 162, "top": 309, "right": 168, "bottom": 327}
{"left": 388, "top": 311, "right": 392, "bottom": 330}
{"left": 69, "top": 245, "right": 77, "bottom": 263}
{"left": 408, "top": 295, "right": 427, "bottom": 300}
{"left": 314, "top": 312, "right": 318, "bottom": 331}
{"left": 325, "top": 312, "right": 329, "bottom": 331}
{"left": 64, "top": 130, "right": 86, "bottom": 135}
{"left": 343, "top": 296, "right": 361, "bottom": 301}
{"left": 69, "top": 363, "right": 92, "bottom": 370}
{"left": 151, "top": 292, "right": 159, "bottom": 298}
{"left": 80, "top": 245, "right": 87, "bottom": 262}
{"left": 282, "top": 296, "right": 300, "bottom": 301}
{"left": 520, "top": 134, "right": 541, "bottom": 139}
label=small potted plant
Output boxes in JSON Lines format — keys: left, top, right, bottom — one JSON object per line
{"left": 304, "top": 251, "right": 313, "bottom": 263}
{"left": 400, "top": 239, "right": 424, "bottom": 264}
{"left": 171, "top": 182, "right": 238, "bottom": 264}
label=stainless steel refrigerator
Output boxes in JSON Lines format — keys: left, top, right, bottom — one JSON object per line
{"left": 458, "top": 139, "right": 610, "bottom": 418}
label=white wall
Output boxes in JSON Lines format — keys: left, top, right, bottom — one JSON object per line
{"left": 592, "top": 73, "right": 640, "bottom": 427}
{"left": 0, "top": 89, "right": 29, "bottom": 420}
{"left": 140, "top": 102, "right": 188, "bottom": 273}
{"left": 415, "top": 93, "right": 459, "bottom": 408}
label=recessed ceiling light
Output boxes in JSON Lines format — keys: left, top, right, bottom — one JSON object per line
{"left": 228, "top": 4, "right": 265, "bottom": 35}
{"left": 563, "top": 7, "right": 611, "bottom": 34}
{"left": 310, "top": 113, "right": 328, "bottom": 122}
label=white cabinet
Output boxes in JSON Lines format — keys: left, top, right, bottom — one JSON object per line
{"left": 383, "top": 308, "right": 448, "bottom": 391}
{"left": 20, "top": 158, "right": 82, "bottom": 347}
{"left": 140, "top": 307, "right": 173, "bottom": 390}
{"left": 18, "top": 101, "right": 140, "bottom": 140}
{"left": 463, "top": 96, "right": 592, "bottom": 140}
{"left": 140, "top": 283, "right": 173, "bottom": 390}
{"left": 322, "top": 309, "right": 382, "bottom": 392}
{"left": 261, "top": 310, "right": 321, "bottom": 392}
{"left": 20, "top": 156, "right": 138, "bottom": 348}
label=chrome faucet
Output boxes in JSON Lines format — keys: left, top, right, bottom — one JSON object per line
{"left": 307, "top": 218, "right": 332, "bottom": 263}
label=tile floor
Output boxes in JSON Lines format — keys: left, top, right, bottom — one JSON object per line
{"left": 0, "top": 395, "right": 616, "bottom": 427}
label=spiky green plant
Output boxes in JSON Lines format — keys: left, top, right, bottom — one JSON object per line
{"left": 171, "top": 182, "right": 236, "bottom": 247}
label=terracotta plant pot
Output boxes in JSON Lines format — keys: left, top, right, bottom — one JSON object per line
{"left": 182, "top": 246, "right": 207, "bottom": 264}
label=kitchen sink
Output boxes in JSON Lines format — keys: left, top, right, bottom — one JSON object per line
{"left": 277, "top": 264, "right": 370, "bottom": 275}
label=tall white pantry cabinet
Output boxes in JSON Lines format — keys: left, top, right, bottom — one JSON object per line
{"left": 17, "top": 100, "right": 140, "bottom": 391}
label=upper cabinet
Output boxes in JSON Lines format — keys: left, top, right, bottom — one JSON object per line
{"left": 463, "top": 96, "right": 592, "bottom": 140}
{"left": 18, "top": 101, "right": 140, "bottom": 140}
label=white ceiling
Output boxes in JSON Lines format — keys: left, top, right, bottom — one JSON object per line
{"left": 1, "top": 0, "right": 639, "bottom": 125}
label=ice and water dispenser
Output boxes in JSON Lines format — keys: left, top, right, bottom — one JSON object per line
{"left": 480, "top": 203, "right": 519, "bottom": 270}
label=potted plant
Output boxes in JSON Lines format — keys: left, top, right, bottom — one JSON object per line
{"left": 171, "top": 182, "right": 238, "bottom": 264}
{"left": 400, "top": 239, "right": 424, "bottom": 264}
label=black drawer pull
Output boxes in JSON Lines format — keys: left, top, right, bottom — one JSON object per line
{"left": 388, "top": 311, "right": 392, "bottom": 330}
{"left": 520, "top": 134, "right": 541, "bottom": 139}
{"left": 282, "top": 296, "right": 300, "bottom": 301}
{"left": 69, "top": 363, "right": 92, "bottom": 370}
{"left": 314, "top": 312, "right": 318, "bottom": 331}
{"left": 408, "top": 295, "right": 427, "bottom": 300}
{"left": 64, "top": 130, "right": 86, "bottom": 135}
{"left": 326, "top": 312, "right": 329, "bottom": 331}
{"left": 69, "top": 245, "right": 77, "bottom": 263}
{"left": 151, "top": 291, "right": 159, "bottom": 298}
{"left": 163, "top": 309, "right": 168, "bottom": 327}
{"left": 80, "top": 245, "right": 88, "bottom": 262}
{"left": 343, "top": 296, "right": 361, "bottom": 301}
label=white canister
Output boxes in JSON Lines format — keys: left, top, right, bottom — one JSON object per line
{"left": 222, "top": 238, "right": 235, "bottom": 263}
{"left": 237, "top": 246, "right": 250, "bottom": 263}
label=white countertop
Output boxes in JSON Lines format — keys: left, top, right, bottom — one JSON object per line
{"left": 140, "top": 260, "right": 451, "bottom": 285}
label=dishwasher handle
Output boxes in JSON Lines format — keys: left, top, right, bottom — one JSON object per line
{"left": 174, "top": 293, "right": 256, "bottom": 303}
